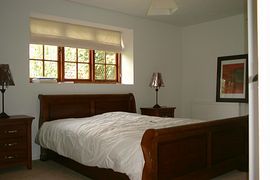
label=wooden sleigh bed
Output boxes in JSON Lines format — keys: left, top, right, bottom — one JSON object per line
{"left": 38, "top": 93, "right": 248, "bottom": 180}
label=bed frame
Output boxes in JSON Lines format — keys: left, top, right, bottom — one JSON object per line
{"left": 38, "top": 93, "right": 248, "bottom": 180}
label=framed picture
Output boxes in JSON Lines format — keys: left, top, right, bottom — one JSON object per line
{"left": 216, "top": 54, "right": 248, "bottom": 103}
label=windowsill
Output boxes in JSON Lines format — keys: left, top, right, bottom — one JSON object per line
{"left": 31, "top": 81, "right": 77, "bottom": 84}
{"left": 30, "top": 80, "right": 125, "bottom": 85}
{"left": 31, "top": 78, "right": 58, "bottom": 83}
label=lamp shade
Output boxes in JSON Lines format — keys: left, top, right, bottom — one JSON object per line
{"left": 0, "top": 64, "right": 15, "bottom": 87}
{"left": 149, "top": 72, "right": 164, "bottom": 88}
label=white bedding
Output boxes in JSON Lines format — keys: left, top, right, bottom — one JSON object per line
{"left": 37, "top": 112, "right": 208, "bottom": 180}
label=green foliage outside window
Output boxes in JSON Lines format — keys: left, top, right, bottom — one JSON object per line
{"left": 29, "top": 44, "right": 43, "bottom": 59}
{"left": 29, "top": 44, "right": 58, "bottom": 78}
{"left": 44, "top": 61, "right": 57, "bottom": 78}
{"left": 95, "top": 50, "right": 105, "bottom": 63}
{"left": 65, "top": 47, "right": 76, "bottom": 62}
{"left": 78, "top": 49, "right": 89, "bottom": 63}
{"left": 106, "top": 65, "right": 116, "bottom": 80}
{"left": 44, "top": 45, "right": 57, "bottom": 61}
{"left": 78, "top": 64, "right": 89, "bottom": 79}
{"left": 29, "top": 60, "right": 43, "bottom": 78}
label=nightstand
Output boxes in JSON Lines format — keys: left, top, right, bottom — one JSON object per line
{"left": 140, "top": 107, "right": 176, "bottom": 117}
{"left": 0, "top": 115, "right": 34, "bottom": 169}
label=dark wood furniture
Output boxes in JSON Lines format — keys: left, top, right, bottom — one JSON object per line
{"left": 141, "top": 107, "right": 176, "bottom": 117}
{"left": 0, "top": 115, "right": 34, "bottom": 169}
{"left": 38, "top": 93, "right": 248, "bottom": 180}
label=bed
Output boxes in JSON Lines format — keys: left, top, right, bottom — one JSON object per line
{"left": 37, "top": 93, "right": 248, "bottom": 180}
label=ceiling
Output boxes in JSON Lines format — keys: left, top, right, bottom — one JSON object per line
{"left": 67, "top": 0, "right": 245, "bottom": 27}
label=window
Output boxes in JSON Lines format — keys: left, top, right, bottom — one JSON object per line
{"left": 29, "top": 44, "right": 121, "bottom": 83}
{"left": 29, "top": 17, "right": 123, "bottom": 84}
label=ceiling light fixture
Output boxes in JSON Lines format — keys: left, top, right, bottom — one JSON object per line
{"left": 147, "top": 0, "right": 178, "bottom": 16}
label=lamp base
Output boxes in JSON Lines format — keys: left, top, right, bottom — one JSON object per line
{"left": 0, "top": 112, "right": 9, "bottom": 119}
{"left": 153, "top": 104, "right": 161, "bottom": 108}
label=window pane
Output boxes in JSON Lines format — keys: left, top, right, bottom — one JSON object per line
{"left": 78, "top": 49, "right": 89, "bottom": 62}
{"left": 95, "top": 64, "right": 105, "bottom": 80}
{"left": 29, "top": 44, "right": 43, "bottom": 59}
{"left": 44, "top": 61, "right": 58, "bottom": 78}
{"left": 95, "top": 50, "right": 105, "bottom": 63}
{"left": 78, "top": 64, "right": 89, "bottom": 79}
{"left": 65, "top": 62, "right": 76, "bottom": 79}
{"left": 30, "top": 60, "right": 43, "bottom": 78}
{"left": 44, "top": 45, "right": 58, "bottom": 61}
{"left": 106, "top": 65, "right": 116, "bottom": 80}
{"left": 65, "top": 47, "right": 76, "bottom": 62}
{"left": 106, "top": 52, "right": 116, "bottom": 64}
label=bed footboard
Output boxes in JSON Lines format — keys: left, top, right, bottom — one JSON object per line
{"left": 141, "top": 116, "right": 248, "bottom": 180}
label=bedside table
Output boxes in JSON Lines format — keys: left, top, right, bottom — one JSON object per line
{"left": 141, "top": 107, "right": 176, "bottom": 117}
{"left": 0, "top": 115, "right": 34, "bottom": 169}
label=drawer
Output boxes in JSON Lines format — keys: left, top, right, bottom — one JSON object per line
{"left": 0, "top": 124, "right": 27, "bottom": 139}
{"left": 141, "top": 107, "right": 175, "bottom": 117}
{"left": 159, "top": 109, "right": 174, "bottom": 117}
{"left": 0, "top": 151, "right": 27, "bottom": 165}
{"left": 0, "top": 138, "right": 27, "bottom": 151}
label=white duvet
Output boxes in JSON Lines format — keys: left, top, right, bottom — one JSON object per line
{"left": 37, "top": 112, "right": 207, "bottom": 180}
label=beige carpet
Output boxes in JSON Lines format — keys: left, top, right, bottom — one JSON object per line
{"left": 0, "top": 160, "right": 248, "bottom": 180}
{"left": 0, "top": 160, "right": 90, "bottom": 180}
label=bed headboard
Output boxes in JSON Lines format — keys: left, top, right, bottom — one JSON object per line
{"left": 38, "top": 93, "right": 136, "bottom": 127}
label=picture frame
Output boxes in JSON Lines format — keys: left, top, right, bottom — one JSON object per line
{"left": 216, "top": 54, "right": 248, "bottom": 103}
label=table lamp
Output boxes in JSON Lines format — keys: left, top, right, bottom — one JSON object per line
{"left": 149, "top": 72, "right": 164, "bottom": 108}
{"left": 0, "top": 64, "right": 15, "bottom": 118}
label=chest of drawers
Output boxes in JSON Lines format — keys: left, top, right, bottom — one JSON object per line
{"left": 0, "top": 115, "right": 34, "bottom": 169}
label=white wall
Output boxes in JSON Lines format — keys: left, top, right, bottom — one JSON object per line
{"left": 180, "top": 14, "right": 248, "bottom": 119}
{"left": 0, "top": 0, "right": 182, "bottom": 159}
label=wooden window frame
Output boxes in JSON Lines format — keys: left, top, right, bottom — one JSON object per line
{"left": 29, "top": 44, "right": 121, "bottom": 84}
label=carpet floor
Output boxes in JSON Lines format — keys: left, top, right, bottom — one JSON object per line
{"left": 0, "top": 160, "right": 248, "bottom": 180}
{"left": 0, "top": 160, "right": 90, "bottom": 180}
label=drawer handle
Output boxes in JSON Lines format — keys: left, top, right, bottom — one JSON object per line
{"left": 5, "top": 130, "right": 18, "bottom": 134}
{"left": 5, "top": 142, "right": 17, "bottom": 147}
{"left": 4, "top": 155, "right": 16, "bottom": 159}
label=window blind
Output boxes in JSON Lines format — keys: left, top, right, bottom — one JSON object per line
{"left": 30, "top": 17, "right": 122, "bottom": 52}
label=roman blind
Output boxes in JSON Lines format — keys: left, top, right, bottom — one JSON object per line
{"left": 30, "top": 17, "right": 122, "bottom": 52}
